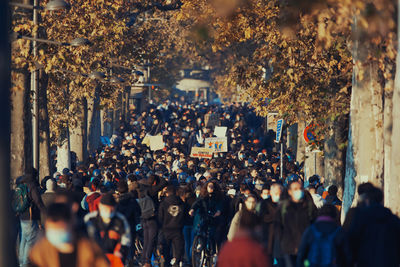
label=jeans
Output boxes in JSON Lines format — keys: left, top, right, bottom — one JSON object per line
{"left": 142, "top": 219, "right": 158, "bottom": 264}
{"left": 183, "top": 225, "right": 194, "bottom": 264}
{"left": 19, "top": 220, "right": 39, "bottom": 267}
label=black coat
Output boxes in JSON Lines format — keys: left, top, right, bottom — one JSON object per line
{"left": 346, "top": 203, "right": 400, "bottom": 267}
{"left": 296, "top": 219, "right": 352, "bottom": 267}
{"left": 275, "top": 198, "right": 317, "bottom": 256}
{"left": 158, "top": 195, "right": 185, "bottom": 231}
{"left": 116, "top": 192, "right": 141, "bottom": 235}
{"left": 257, "top": 198, "right": 279, "bottom": 254}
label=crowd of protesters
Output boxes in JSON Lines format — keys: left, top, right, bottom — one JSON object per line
{"left": 13, "top": 101, "right": 400, "bottom": 267}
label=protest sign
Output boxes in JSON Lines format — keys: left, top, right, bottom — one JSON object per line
{"left": 214, "top": 126, "right": 227, "bottom": 137}
{"left": 190, "top": 147, "right": 213, "bottom": 159}
{"left": 142, "top": 134, "right": 151, "bottom": 147}
{"left": 205, "top": 137, "right": 228, "bottom": 152}
{"left": 150, "top": 135, "right": 165, "bottom": 151}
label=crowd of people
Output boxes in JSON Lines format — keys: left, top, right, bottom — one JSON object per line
{"left": 13, "top": 101, "right": 400, "bottom": 267}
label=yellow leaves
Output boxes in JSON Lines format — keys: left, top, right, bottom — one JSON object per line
{"left": 245, "top": 27, "right": 252, "bottom": 39}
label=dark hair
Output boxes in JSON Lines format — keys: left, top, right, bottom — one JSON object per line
{"left": 328, "top": 185, "right": 338, "bottom": 196}
{"left": 166, "top": 185, "right": 176, "bottom": 196}
{"left": 358, "top": 182, "right": 374, "bottom": 195}
{"left": 46, "top": 203, "right": 72, "bottom": 222}
{"left": 318, "top": 204, "right": 338, "bottom": 219}
{"left": 366, "top": 186, "right": 383, "bottom": 204}
{"left": 239, "top": 208, "right": 260, "bottom": 229}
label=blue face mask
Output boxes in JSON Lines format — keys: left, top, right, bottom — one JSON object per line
{"left": 293, "top": 190, "right": 304, "bottom": 201}
{"left": 46, "top": 228, "right": 72, "bottom": 248}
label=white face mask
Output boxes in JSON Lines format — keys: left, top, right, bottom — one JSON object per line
{"left": 99, "top": 209, "right": 115, "bottom": 221}
{"left": 261, "top": 194, "right": 270, "bottom": 200}
{"left": 271, "top": 195, "right": 280, "bottom": 203}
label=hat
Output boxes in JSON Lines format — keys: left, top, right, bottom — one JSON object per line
{"left": 62, "top": 168, "right": 70, "bottom": 175}
{"left": 100, "top": 193, "right": 116, "bottom": 207}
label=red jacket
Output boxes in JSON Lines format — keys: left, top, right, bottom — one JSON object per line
{"left": 86, "top": 192, "right": 101, "bottom": 212}
{"left": 217, "top": 233, "right": 271, "bottom": 267}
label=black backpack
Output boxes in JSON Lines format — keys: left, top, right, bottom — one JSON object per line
{"left": 138, "top": 195, "right": 156, "bottom": 220}
{"left": 306, "top": 224, "right": 340, "bottom": 267}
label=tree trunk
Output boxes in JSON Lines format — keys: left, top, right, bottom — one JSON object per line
{"left": 0, "top": 1, "right": 18, "bottom": 264}
{"left": 296, "top": 119, "right": 306, "bottom": 164}
{"left": 70, "top": 98, "right": 87, "bottom": 162}
{"left": 56, "top": 126, "right": 71, "bottom": 172}
{"left": 388, "top": 3, "right": 400, "bottom": 215}
{"left": 324, "top": 116, "right": 348, "bottom": 198}
{"left": 10, "top": 69, "right": 32, "bottom": 179}
{"left": 38, "top": 69, "right": 51, "bottom": 180}
{"left": 87, "top": 85, "right": 101, "bottom": 154}
{"left": 342, "top": 19, "right": 385, "bottom": 219}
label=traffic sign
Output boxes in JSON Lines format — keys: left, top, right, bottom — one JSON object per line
{"left": 275, "top": 119, "right": 284, "bottom": 143}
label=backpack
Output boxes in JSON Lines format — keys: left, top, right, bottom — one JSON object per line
{"left": 307, "top": 224, "right": 340, "bottom": 267}
{"left": 12, "top": 184, "right": 30, "bottom": 214}
{"left": 138, "top": 195, "right": 155, "bottom": 220}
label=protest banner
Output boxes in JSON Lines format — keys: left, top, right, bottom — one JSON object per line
{"left": 214, "top": 126, "right": 227, "bottom": 137}
{"left": 190, "top": 147, "right": 214, "bottom": 159}
{"left": 150, "top": 135, "right": 165, "bottom": 151}
{"left": 205, "top": 137, "right": 228, "bottom": 152}
{"left": 142, "top": 134, "right": 151, "bottom": 147}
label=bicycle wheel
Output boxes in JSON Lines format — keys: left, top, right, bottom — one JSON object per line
{"left": 192, "top": 235, "right": 206, "bottom": 267}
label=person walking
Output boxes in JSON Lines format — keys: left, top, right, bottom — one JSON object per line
{"left": 275, "top": 180, "right": 317, "bottom": 267}
{"left": 29, "top": 202, "right": 109, "bottom": 267}
{"left": 158, "top": 185, "right": 185, "bottom": 266}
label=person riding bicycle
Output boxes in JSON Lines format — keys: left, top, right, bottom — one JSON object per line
{"left": 189, "top": 181, "right": 222, "bottom": 252}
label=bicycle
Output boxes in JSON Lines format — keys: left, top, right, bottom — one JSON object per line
{"left": 191, "top": 212, "right": 218, "bottom": 267}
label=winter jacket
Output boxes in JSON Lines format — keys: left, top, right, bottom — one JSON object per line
{"left": 158, "top": 195, "right": 185, "bottom": 231}
{"left": 275, "top": 198, "right": 317, "bottom": 255}
{"left": 84, "top": 211, "right": 132, "bottom": 258}
{"left": 257, "top": 198, "right": 279, "bottom": 254}
{"left": 296, "top": 218, "right": 352, "bottom": 267}
{"left": 218, "top": 232, "right": 271, "bottom": 267}
{"left": 29, "top": 236, "right": 109, "bottom": 267}
{"left": 227, "top": 209, "right": 242, "bottom": 241}
{"left": 346, "top": 203, "right": 400, "bottom": 267}
{"left": 116, "top": 192, "right": 141, "bottom": 236}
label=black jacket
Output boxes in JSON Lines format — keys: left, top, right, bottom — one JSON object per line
{"left": 347, "top": 204, "right": 400, "bottom": 267}
{"left": 275, "top": 198, "right": 317, "bottom": 255}
{"left": 297, "top": 219, "right": 351, "bottom": 267}
{"left": 257, "top": 198, "right": 279, "bottom": 254}
{"left": 158, "top": 195, "right": 185, "bottom": 231}
{"left": 117, "top": 192, "right": 141, "bottom": 235}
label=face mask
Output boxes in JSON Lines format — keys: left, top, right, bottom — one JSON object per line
{"left": 46, "top": 228, "right": 72, "bottom": 248}
{"left": 196, "top": 192, "right": 200, "bottom": 198}
{"left": 139, "top": 159, "right": 144, "bottom": 165}
{"left": 271, "top": 195, "right": 280, "bottom": 203}
{"left": 293, "top": 190, "right": 304, "bottom": 201}
{"left": 261, "top": 194, "right": 270, "bottom": 200}
{"left": 99, "top": 209, "right": 115, "bottom": 220}
{"left": 244, "top": 194, "right": 249, "bottom": 198}
{"left": 59, "top": 183, "right": 66, "bottom": 188}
